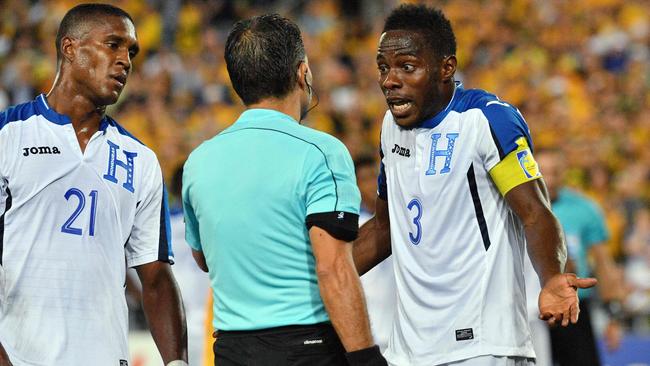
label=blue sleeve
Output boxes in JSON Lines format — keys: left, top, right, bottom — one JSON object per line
{"left": 305, "top": 139, "right": 360, "bottom": 216}
{"left": 182, "top": 164, "right": 202, "bottom": 252}
{"left": 479, "top": 99, "right": 534, "bottom": 159}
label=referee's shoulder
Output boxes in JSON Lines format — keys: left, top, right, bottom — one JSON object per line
{"left": 292, "top": 123, "right": 350, "bottom": 157}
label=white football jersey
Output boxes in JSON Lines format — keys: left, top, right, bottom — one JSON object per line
{"left": 0, "top": 95, "right": 172, "bottom": 365}
{"left": 378, "top": 84, "right": 540, "bottom": 365}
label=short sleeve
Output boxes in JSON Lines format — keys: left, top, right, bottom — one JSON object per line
{"left": 478, "top": 99, "right": 541, "bottom": 195}
{"left": 125, "top": 160, "right": 173, "bottom": 267}
{"left": 182, "top": 162, "right": 202, "bottom": 252}
{"left": 304, "top": 139, "right": 361, "bottom": 241}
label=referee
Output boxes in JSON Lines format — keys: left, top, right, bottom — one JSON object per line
{"left": 182, "top": 14, "right": 386, "bottom": 366}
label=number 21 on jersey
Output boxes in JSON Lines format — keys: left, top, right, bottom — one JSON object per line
{"left": 61, "top": 188, "right": 98, "bottom": 236}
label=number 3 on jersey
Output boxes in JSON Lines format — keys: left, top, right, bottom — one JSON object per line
{"left": 61, "top": 188, "right": 98, "bottom": 236}
{"left": 407, "top": 198, "right": 422, "bottom": 245}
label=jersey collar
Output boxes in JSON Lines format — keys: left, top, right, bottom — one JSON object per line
{"left": 36, "top": 93, "right": 111, "bottom": 131}
{"left": 236, "top": 108, "right": 299, "bottom": 126}
{"left": 417, "top": 81, "right": 464, "bottom": 129}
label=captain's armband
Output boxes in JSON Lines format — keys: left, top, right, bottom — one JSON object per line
{"left": 489, "top": 137, "right": 541, "bottom": 195}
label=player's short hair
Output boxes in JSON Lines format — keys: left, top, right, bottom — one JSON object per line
{"left": 55, "top": 3, "right": 134, "bottom": 62}
{"left": 225, "top": 14, "right": 306, "bottom": 105}
{"left": 383, "top": 4, "right": 456, "bottom": 59}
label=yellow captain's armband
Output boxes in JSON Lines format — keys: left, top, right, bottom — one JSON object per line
{"left": 489, "top": 137, "right": 541, "bottom": 195}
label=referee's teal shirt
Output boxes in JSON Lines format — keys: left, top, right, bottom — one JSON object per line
{"left": 182, "top": 109, "right": 361, "bottom": 331}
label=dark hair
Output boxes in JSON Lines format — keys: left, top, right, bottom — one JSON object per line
{"left": 225, "top": 14, "right": 305, "bottom": 105}
{"left": 383, "top": 4, "right": 456, "bottom": 59}
{"left": 56, "top": 3, "right": 134, "bottom": 61}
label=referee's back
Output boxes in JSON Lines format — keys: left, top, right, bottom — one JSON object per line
{"left": 182, "top": 108, "right": 359, "bottom": 331}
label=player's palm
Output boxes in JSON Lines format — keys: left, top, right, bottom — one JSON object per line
{"left": 538, "top": 273, "right": 597, "bottom": 327}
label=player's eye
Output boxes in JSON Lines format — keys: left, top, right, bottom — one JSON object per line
{"left": 378, "top": 64, "right": 389, "bottom": 74}
{"left": 403, "top": 64, "right": 415, "bottom": 72}
{"left": 106, "top": 42, "right": 118, "bottom": 49}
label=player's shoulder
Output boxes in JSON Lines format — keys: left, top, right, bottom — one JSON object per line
{"left": 454, "top": 87, "right": 523, "bottom": 122}
{"left": 0, "top": 96, "right": 42, "bottom": 131}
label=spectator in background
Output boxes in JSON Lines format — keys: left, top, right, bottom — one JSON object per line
{"left": 526, "top": 149, "right": 626, "bottom": 366}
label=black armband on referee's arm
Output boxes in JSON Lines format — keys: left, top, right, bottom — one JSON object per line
{"left": 345, "top": 345, "right": 388, "bottom": 366}
{"left": 306, "top": 211, "right": 359, "bottom": 242}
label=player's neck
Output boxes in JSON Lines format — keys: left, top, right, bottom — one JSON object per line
{"left": 247, "top": 92, "right": 301, "bottom": 123}
{"left": 46, "top": 83, "right": 106, "bottom": 131}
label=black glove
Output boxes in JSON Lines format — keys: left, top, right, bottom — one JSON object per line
{"left": 345, "top": 345, "right": 388, "bottom": 366}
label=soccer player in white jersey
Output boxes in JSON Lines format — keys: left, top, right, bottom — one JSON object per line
{"left": 353, "top": 5, "right": 597, "bottom": 366}
{"left": 0, "top": 4, "right": 187, "bottom": 365}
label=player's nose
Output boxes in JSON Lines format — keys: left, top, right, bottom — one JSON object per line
{"left": 382, "top": 69, "right": 401, "bottom": 90}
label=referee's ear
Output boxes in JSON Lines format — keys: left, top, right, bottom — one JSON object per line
{"left": 297, "top": 59, "right": 311, "bottom": 92}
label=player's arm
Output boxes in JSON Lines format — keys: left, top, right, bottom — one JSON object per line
{"left": 353, "top": 196, "right": 391, "bottom": 275}
{"left": 310, "top": 226, "right": 386, "bottom": 365}
{"left": 0, "top": 341, "right": 13, "bottom": 366}
{"left": 191, "top": 249, "right": 208, "bottom": 272}
{"left": 136, "top": 261, "right": 188, "bottom": 364}
{"left": 504, "top": 174, "right": 596, "bottom": 326}
{"left": 589, "top": 242, "right": 625, "bottom": 350}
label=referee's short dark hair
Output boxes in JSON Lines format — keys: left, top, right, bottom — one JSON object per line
{"left": 383, "top": 4, "right": 456, "bottom": 59}
{"left": 56, "top": 3, "right": 134, "bottom": 62}
{"left": 225, "top": 14, "right": 306, "bottom": 105}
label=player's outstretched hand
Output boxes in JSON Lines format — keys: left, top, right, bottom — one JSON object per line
{"left": 0, "top": 344, "right": 13, "bottom": 366}
{"left": 538, "top": 273, "right": 597, "bottom": 327}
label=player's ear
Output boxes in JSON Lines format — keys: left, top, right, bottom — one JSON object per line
{"left": 441, "top": 55, "right": 457, "bottom": 83}
{"left": 61, "top": 36, "right": 76, "bottom": 63}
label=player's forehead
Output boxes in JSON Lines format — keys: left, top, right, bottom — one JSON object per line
{"left": 85, "top": 15, "right": 137, "bottom": 44}
{"left": 377, "top": 30, "right": 430, "bottom": 59}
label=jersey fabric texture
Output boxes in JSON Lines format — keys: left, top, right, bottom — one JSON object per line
{"left": 551, "top": 188, "right": 609, "bottom": 298}
{"left": 183, "top": 108, "right": 360, "bottom": 331}
{"left": 378, "top": 84, "right": 539, "bottom": 365}
{"left": 0, "top": 95, "right": 172, "bottom": 365}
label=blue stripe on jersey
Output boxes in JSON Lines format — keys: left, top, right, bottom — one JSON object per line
{"left": 378, "top": 145, "right": 388, "bottom": 200}
{"left": 418, "top": 84, "right": 533, "bottom": 159}
{"left": 158, "top": 184, "right": 173, "bottom": 263}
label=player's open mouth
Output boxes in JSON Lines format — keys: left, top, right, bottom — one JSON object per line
{"left": 388, "top": 99, "right": 413, "bottom": 116}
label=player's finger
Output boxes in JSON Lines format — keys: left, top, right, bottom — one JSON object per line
{"left": 546, "top": 316, "right": 557, "bottom": 327}
{"left": 570, "top": 276, "right": 597, "bottom": 289}
{"left": 561, "top": 307, "right": 570, "bottom": 327}
{"left": 570, "top": 301, "right": 580, "bottom": 324}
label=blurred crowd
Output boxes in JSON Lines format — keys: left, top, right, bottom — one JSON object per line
{"left": 2, "top": 0, "right": 649, "bottom": 334}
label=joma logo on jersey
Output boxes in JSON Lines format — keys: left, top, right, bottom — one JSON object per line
{"left": 103, "top": 140, "right": 137, "bottom": 193}
{"left": 22, "top": 146, "right": 61, "bottom": 156}
{"left": 391, "top": 144, "right": 411, "bottom": 157}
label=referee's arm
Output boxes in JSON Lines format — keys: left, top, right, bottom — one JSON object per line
{"left": 310, "top": 226, "right": 374, "bottom": 352}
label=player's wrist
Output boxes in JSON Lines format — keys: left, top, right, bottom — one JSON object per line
{"left": 345, "top": 345, "right": 387, "bottom": 366}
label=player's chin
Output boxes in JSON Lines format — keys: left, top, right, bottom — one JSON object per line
{"left": 391, "top": 110, "right": 420, "bottom": 129}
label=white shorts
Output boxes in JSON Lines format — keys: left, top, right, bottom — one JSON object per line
{"left": 441, "top": 356, "right": 536, "bottom": 366}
